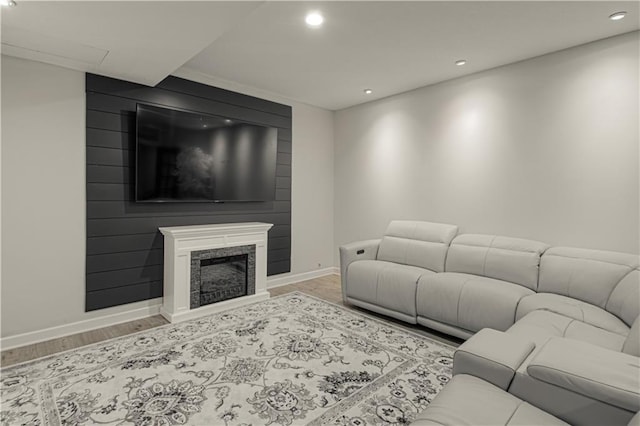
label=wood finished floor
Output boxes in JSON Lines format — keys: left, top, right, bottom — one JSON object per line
{"left": 1, "top": 274, "right": 461, "bottom": 368}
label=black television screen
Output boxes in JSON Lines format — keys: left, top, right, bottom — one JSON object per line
{"left": 136, "top": 104, "right": 278, "bottom": 202}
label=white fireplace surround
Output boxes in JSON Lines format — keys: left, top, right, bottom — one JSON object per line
{"left": 159, "top": 222, "right": 273, "bottom": 323}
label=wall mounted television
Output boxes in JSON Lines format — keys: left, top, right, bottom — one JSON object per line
{"left": 136, "top": 104, "right": 278, "bottom": 202}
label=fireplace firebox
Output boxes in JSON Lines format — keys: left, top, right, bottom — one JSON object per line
{"left": 190, "top": 245, "right": 256, "bottom": 309}
{"left": 199, "top": 254, "right": 248, "bottom": 306}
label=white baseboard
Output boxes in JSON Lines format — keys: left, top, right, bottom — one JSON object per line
{"left": 1, "top": 268, "right": 341, "bottom": 351}
{"left": 267, "top": 267, "right": 339, "bottom": 289}
{"left": 1, "top": 302, "right": 162, "bottom": 351}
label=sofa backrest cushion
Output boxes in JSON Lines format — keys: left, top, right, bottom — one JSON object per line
{"left": 445, "top": 234, "right": 550, "bottom": 291}
{"left": 607, "top": 268, "right": 640, "bottom": 326}
{"left": 539, "top": 247, "right": 639, "bottom": 310}
{"left": 622, "top": 316, "right": 639, "bottom": 357}
{"left": 377, "top": 220, "right": 458, "bottom": 272}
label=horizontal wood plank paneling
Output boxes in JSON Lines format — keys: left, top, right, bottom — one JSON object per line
{"left": 86, "top": 249, "right": 164, "bottom": 274}
{"left": 278, "top": 141, "right": 292, "bottom": 154}
{"left": 87, "top": 213, "right": 291, "bottom": 237}
{"left": 86, "top": 110, "right": 134, "bottom": 133}
{"left": 86, "top": 86, "right": 291, "bottom": 129}
{"left": 268, "top": 248, "right": 291, "bottom": 262}
{"left": 87, "top": 165, "right": 131, "bottom": 184}
{"left": 86, "top": 146, "right": 132, "bottom": 167}
{"left": 87, "top": 234, "right": 164, "bottom": 255}
{"left": 268, "top": 236, "right": 291, "bottom": 250}
{"left": 276, "top": 177, "right": 291, "bottom": 189}
{"left": 86, "top": 200, "right": 290, "bottom": 219}
{"left": 86, "top": 129, "right": 130, "bottom": 149}
{"left": 86, "top": 281, "right": 163, "bottom": 311}
{"left": 86, "top": 74, "right": 292, "bottom": 311}
{"left": 276, "top": 165, "right": 291, "bottom": 177}
{"left": 157, "top": 77, "right": 292, "bottom": 117}
{"left": 277, "top": 152, "right": 292, "bottom": 165}
{"left": 87, "top": 74, "right": 292, "bottom": 118}
{"left": 269, "top": 225, "right": 291, "bottom": 238}
{"left": 87, "top": 265, "right": 164, "bottom": 291}
{"left": 268, "top": 260, "right": 291, "bottom": 276}
{"left": 275, "top": 189, "right": 291, "bottom": 201}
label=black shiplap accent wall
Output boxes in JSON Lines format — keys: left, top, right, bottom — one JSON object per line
{"left": 85, "top": 74, "right": 292, "bottom": 311}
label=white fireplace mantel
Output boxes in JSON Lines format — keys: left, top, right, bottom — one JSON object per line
{"left": 159, "top": 222, "right": 273, "bottom": 323}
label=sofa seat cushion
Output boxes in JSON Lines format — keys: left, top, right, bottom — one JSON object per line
{"left": 412, "top": 374, "right": 568, "bottom": 426}
{"left": 508, "top": 310, "right": 627, "bottom": 352}
{"left": 346, "top": 259, "right": 431, "bottom": 317}
{"left": 416, "top": 273, "right": 534, "bottom": 333}
{"left": 516, "top": 293, "right": 629, "bottom": 336}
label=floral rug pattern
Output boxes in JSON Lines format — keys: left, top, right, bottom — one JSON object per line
{"left": 1, "top": 293, "right": 454, "bottom": 425}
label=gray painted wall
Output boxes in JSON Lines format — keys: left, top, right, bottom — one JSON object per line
{"left": 334, "top": 32, "right": 640, "bottom": 257}
{"left": 85, "top": 74, "right": 292, "bottom": 310}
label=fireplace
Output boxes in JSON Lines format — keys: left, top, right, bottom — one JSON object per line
{"left": 159, "top": 222, "right": 272, "bottom": 323}
{"left": 190, "top": 245, "right": 256, "bottom": 309}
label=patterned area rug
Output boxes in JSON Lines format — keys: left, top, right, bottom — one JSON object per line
{"left": 1, "top": 293, "right": 454, "bottom": 426}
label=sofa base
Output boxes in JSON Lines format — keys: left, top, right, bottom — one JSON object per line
{"left": 346, "top": 297, "right": 417, "bottom": 324}
{"left": 417, "top": 316, "right": 474, "bottom": 340}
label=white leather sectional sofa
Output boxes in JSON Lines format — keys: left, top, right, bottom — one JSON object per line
{"left": 339, "top": 220, "right": 640, "bottom": 426}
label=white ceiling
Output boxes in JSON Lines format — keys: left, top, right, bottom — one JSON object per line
{"left": 2, "top": 1, "right": 639, "bottom": 110}
{"left": 1, "top": 1, "right": 262, "bottom": 86}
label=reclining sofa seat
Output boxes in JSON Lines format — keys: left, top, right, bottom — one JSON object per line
{"left": 340, "top": 220, "right": 458, "bottom": 324}
{"left": 502, "top": 249, "right": 640, "bottom": 425}
{"left": 449, "top": 248, "right": 640, "bottom": 425}
{"left": 416, "top": 234, "right": 550, "bottom": 339}
{"left": 508, "top": 247, "right": 640, "bottom": 353}
{"left": 340, "top": 221, "right": 640, "bottom": 425}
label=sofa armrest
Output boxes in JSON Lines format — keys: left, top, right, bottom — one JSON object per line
{"left": 339, "top": 239, "right": 381, "bottom": 302}
{"left": 527, "top": 337, "right": 640, "bottom": 413}
{"left": 453, "top": 329, "right": 535, "bottom": 390}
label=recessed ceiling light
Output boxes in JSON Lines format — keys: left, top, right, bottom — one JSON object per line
{"left": 455, "top": 59, "right": 467, "bottom": 66}
{"left": 224, "top": 119, "right": 232, "bottom": 124}
{"left": 305, "top": 12, "right": 324, "bottom": 27}
{"left": 0, "top": 0, "right": 17, "bottom": 7}
{"left": 364, "top": 89, "right": 373, "bottom": 95}
{"left": 203, "top": 124, "right": 208, "bottom": 128}
{"left": 609, "top": 11, "right": 627, "bottom": 21}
